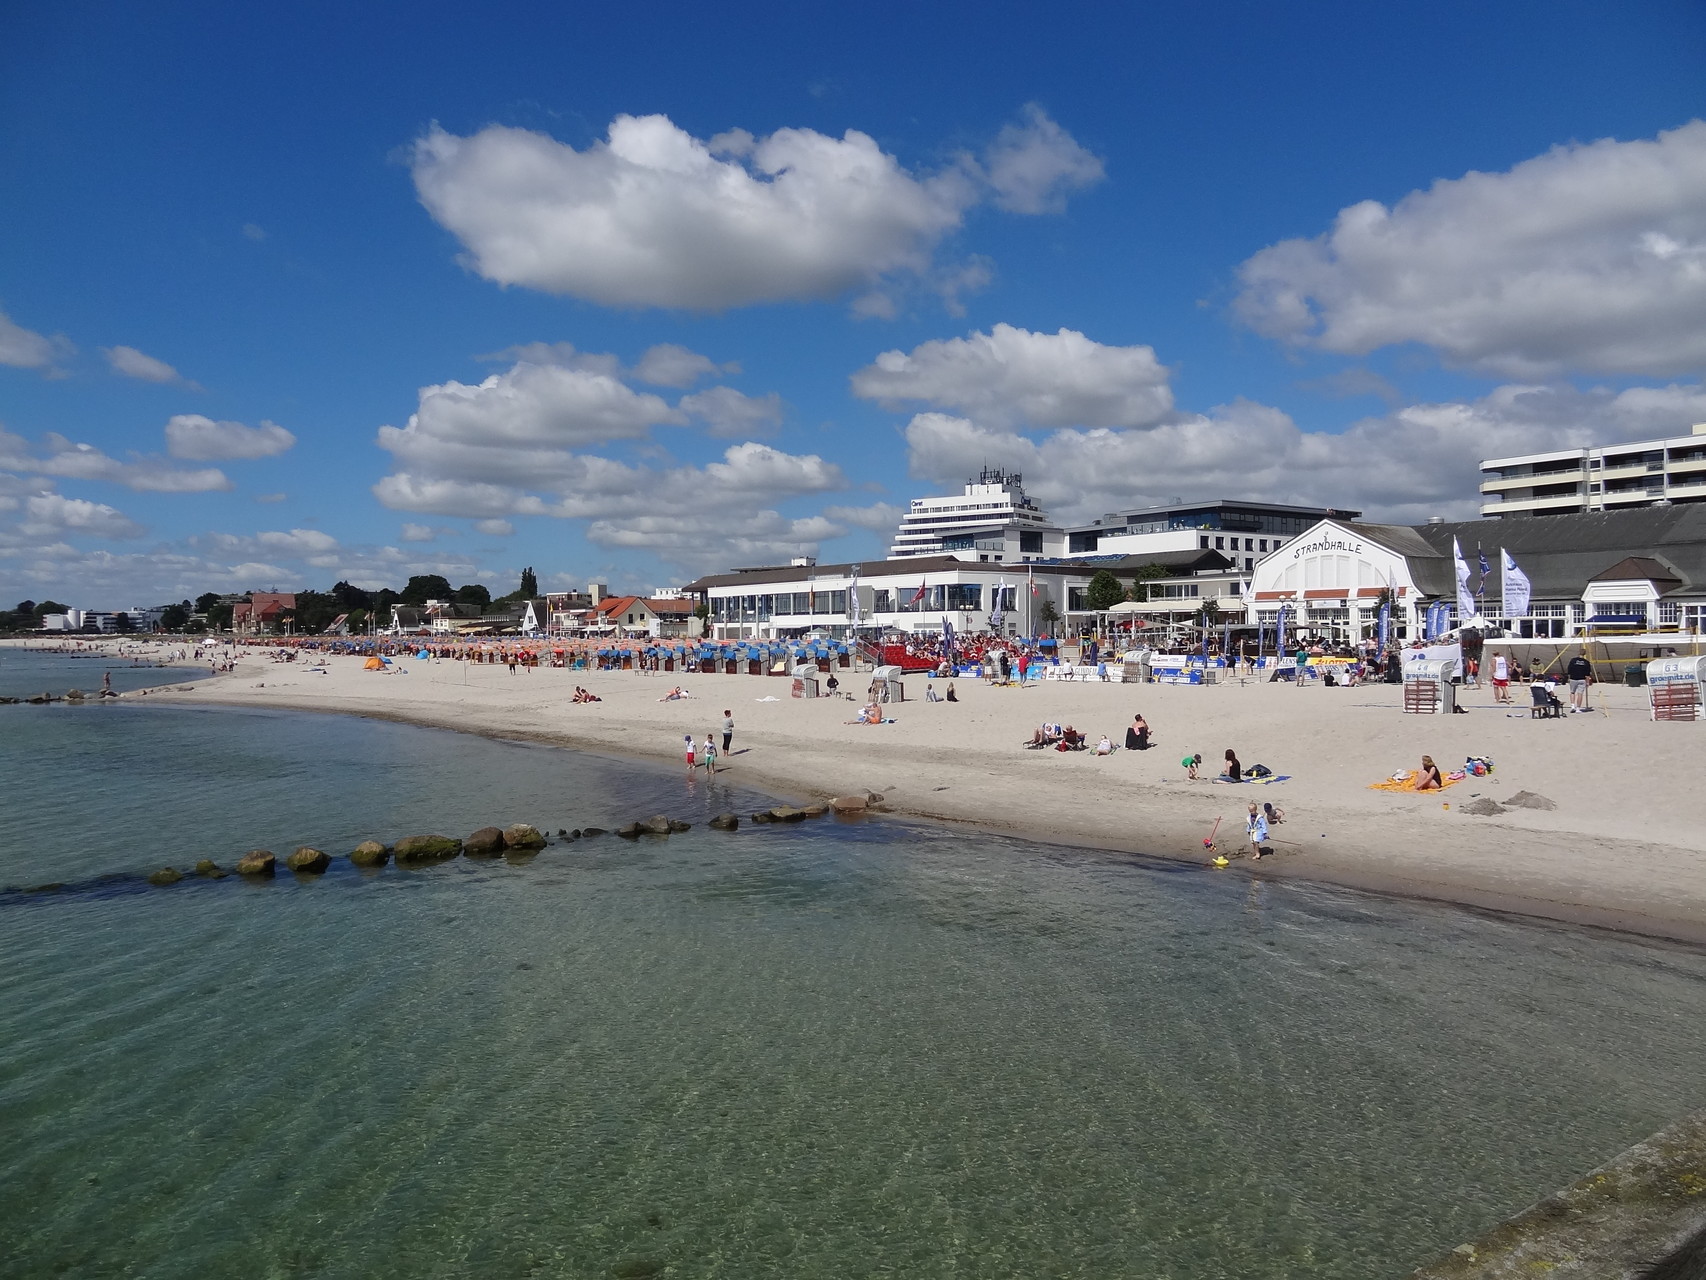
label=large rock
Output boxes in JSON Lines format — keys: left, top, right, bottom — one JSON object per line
{"left": 801, "top": 804, "right": 827, "bottom": 819}
{"left": 148, "top": 867, "right": 182, "bottom": 886}
{"left": 349, "top": 840, "right": 390, "bottom": 867}
{"left": 709, "top": 813, "right": 739, "bottom": 831}
{"left": 286, "top": 846, "right": 330, "bottom": 874}
{"left": 768, "top": 806, "right": 807, "bottom": 823}
{"left": 194, "top": 859, "right": 228, "bottom": 879}
{"left": 640, "top": 815, "right": 673, "bottom": 835}
{"left": 65, "top": 688, "right": 85, "bottom": 701}
{"left": 829, "top": 795, "right": 868, "bottom": 814}
{"left": 667, "top": 820, "right": 691, "bottom": 833}
{"left": 235, "top": 850, "right": 276, "bottom": 877}
{"left": 392, "top": 834, "right": 463, "bottom": 862}
{"left": 751, "top": 811, "right": 774, "bottom": 823}
{"left": 502, "top": 823, "right": 547, "bottom": 850}
{"left": 464, "top": 826, "right": 505, "bottom": 857}
{"left": 616, "top": 822, "right": 643, "bottom": 839}
{"left": 580, "top": 827, "right": 605, "bottom": 837}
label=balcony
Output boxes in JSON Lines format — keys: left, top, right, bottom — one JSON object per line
{"left": 1479, "top": 468, "right": 1583, "bottom": 493}
{"left": 1600, "top": 487, "right": 1667, "bottom": 506}
{"left": 1481, "top": 492, "right": 1588, "bottom": 516}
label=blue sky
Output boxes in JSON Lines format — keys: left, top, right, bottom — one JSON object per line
{"left": 2, "top": 0, "right": 1703, "bottom": 605}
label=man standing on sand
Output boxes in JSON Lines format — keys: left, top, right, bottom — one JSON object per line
{"left": 721, "top": 709, "right": 734, "bottom": 753}
{"left": 1490, "top": 651, "right": 1511, "bottom": 704}
{"left": 1565, "top": 653, "right": 1593, "bottom": 712}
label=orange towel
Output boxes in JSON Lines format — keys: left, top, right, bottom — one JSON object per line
{"left": 1368, "top": 770, "right": 1462, "bottom": 793}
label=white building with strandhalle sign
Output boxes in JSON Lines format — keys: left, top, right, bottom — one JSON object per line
{"left": 1244, "top": 506, "right": 1706, "bottom": 641}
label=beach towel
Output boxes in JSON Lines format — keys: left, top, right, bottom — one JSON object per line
{"left": 1243, "top": 773, "right": 1292, "bottom": 785}
{"left": 1368, "top": 770, "right": 1464, "bottom": 793}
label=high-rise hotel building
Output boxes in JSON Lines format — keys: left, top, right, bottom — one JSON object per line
{"left": 1480, "top": 424, "right": 1706, "bottom": 518}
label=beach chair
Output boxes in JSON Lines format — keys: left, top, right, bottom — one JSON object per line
{"left": 1530, "top": 685, "right": 1563, "bottom": 719}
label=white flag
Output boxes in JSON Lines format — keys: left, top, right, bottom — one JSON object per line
{"left": 1500, "top": 549, "right": 1531, "bottom": 618}
{"left": 1453, "top": 538, "right": 1475, "bottom": 624}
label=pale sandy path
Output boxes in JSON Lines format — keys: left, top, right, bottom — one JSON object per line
{"left": 61, "top": 639, "right": 1706, "bottom": 944}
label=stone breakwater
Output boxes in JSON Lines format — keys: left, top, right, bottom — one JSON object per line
{"left": 4, "top": 797, "right": 884, "bottom": 900}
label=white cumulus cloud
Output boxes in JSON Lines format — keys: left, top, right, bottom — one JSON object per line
{"left": 474, "top": 518, "right": 515, "bottom": 536}
{"left": 0, "top": 429, "right": 230, "bottom": 492}
{"left": 164, "top": 415, "right": 296, "bottom": 461}
{"left": 679, "top": 386, "right": 784, "bottom": 437}
{"left": 103, "top": 345, "right": 194, "bottom": 386}
{"left": 19, "top": 492, "right": 146, "bottom": 540}
{"left": 632, "top": 343, "right": 736, "bottom": 387}
{"left": 411, "top": 109, "right": 1101, "bottom": 312}
{"left": 0, "top": 308, "right": 73, "bottom": 373}
{"left": 1234, "top": 120, "right": 1706, "bottom": 378}
{"left": 851, "top": 324, "right": 1175, "bottom": 428}
{"left": 981, "top": 104, "right": 1105, "bottom": 215}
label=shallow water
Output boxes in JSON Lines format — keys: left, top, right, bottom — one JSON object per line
{"left": 0, "top": 645, "right": 203, "bottom": 700}
{"left": 3, "top": 667, "right": 1705, "bottom": 1278}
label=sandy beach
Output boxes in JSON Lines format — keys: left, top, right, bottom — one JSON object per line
{"left": 29, "top": 637, "right": 1706, "bottom": 945}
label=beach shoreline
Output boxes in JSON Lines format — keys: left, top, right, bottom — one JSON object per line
{"left": 21, "top": 637, "right": 1706, "bottom": 947}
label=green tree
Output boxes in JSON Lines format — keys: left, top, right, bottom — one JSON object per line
{"left": 399, "top": 575, "right": 452, "bottom": 605}
{"left": 1200, "top": 599, "right": 1224, "bottom": 630}
{"left": 1128, "top": 563, "right": 1171, "bottom": 602}
{"left": 15, "top": 599, "right": 36, "bottom": 615}
{"left": 112, "top": 612, "right": 135, "bottom": 633}
{"left": 454, "top": 582, "right": 491, "bottom": 608}
{"left": 34, "top": 600, "right": 68, "bottom": 617}
{"left": 207, "top": 603, "right": 234, "bottom": 631}
{"left": 159, "top": 603, "right": 190, "bottom": 631}
{"left": 330, "top": 580, "right": 372, "bottom": 611}
{"left": 194, "top": 592, "right": 221, "bottom": 613}
{"left": 1085, "top": 569, "right": 1126, "bottom": 612}
{"left": 520, "top": 566, "right": 538, "bottom": 599}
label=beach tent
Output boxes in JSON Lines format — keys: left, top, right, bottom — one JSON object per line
{"left": 363, "top": 656, "right": 385, "bottom": 670}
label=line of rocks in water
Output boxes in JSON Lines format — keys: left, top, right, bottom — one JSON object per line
{"left": 27, "top": 794, "right": 886, "bottom": 894}
{"left": 1, "top": 689, "right": 123, "bottom": 705}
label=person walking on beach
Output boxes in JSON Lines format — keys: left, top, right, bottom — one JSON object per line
{"left": 1246, "top": 803, "right": 1269, "bottom": 859}
{"left": 702, "top": 734, "right": 718, "bottom": 774}
{"left": 684, "top": 734, "right": 696, "bottom": 770}
{"left": 721, "top": 710, "right": 734, "bottom": 753}
{"left": 1490, "top": 651, "right": 1511, "bottom": 704}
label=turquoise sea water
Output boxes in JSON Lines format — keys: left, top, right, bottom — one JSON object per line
{"left": 3, "top": 671, "right": 1706, "bottom": 1278}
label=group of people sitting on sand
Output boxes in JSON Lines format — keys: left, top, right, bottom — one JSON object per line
{"left": 1026, "top": 711, "right": 1151, "bottom": 755}
{"left": 1024, "top": 723, "right": 1088, "bottom": 750}
{"left": 571, "top": 686, "right": 602, "bottom": 703}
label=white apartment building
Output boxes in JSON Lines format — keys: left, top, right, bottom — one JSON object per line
{"left": 1480, "top": 424, "right": 1706, "bottom": 518}
{"left": 889, "top": 468, "right": 1065, "bottom": 562}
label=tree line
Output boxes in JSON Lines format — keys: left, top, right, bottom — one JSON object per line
{"left": 2, "top": 567, "right": 543, "bottom": 635}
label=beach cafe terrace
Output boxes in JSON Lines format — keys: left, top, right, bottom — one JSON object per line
{"left": 682, "top": 550, "right": 1236, "bottom": 642}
